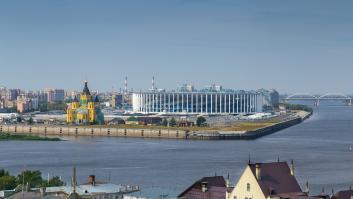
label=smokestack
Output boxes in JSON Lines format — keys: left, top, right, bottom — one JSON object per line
{"left": 201, "top": 182, "right": 208, "bottom": 192}
{"left": 152, "top": 76, "right": 155, "bottom": 90}
{"left": 290, "top": 160, "right": 294, "bottom": 176}
{"left": 255, "top": 164, "right": 261, "bottom": 180}
{"left": 124, "top": 76, "right": 128, "bottom": 94}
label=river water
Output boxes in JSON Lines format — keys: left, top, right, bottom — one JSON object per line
{"left": 1, "top": 106, "right": 353, "bottom": 197}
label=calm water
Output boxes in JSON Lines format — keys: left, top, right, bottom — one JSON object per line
{"left": 1, "top": 106, "right": 353, "bottom": 196}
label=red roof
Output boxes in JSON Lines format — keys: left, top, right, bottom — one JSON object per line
{"left": 249, "top": 162, "right": 302, "bottom": 197}
{"left": 178, "top": 176, "right": 227, "bottom": 199}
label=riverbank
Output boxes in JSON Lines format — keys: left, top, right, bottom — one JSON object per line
{"left": 0, "top": 133, "right": 61, "bottom": 141}
{"left": 0, "top": 111, "right": 312, "bottom": 140}
{"left": 188, "top": 111, "right": 312, "bottom": 140}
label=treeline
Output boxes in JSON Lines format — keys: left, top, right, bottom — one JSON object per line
{"left": 0, "top": 169, "right": 64, "bottom": 190}
{"left": 283, "top": 103, "right": 313, "bottom": 112}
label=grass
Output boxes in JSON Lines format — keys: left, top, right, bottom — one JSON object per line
{"left": 95, "top": 118, "right": 283, "bottom": 132}
{"left": 0, "top": 133, "right": 61, "bottom": 141}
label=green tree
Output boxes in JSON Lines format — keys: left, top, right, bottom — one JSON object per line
{"left": 28, "top": 117, "right": 34, "bottom": 125}
{"left": 162, "top": 118, "right": 168, "bottom": 126}
{"left": 17, "top": 170, "right": 43, "bottom": 188}
{"left": 0, "top": 169, "right": 10, "bottom": 177}
{"left": 196, "top": 116, "right": 207, "bottom": 127}
{"left": 0, "top": 175, "right": 17, "bottom": 190}
{"left": 127, "top": 116, "right": 138, "bottom": 121}
{"left": 16, "top": 117, "right": 22, "bottom": 123}
{"left": 169, "top": 118, "right": 176, "bottom": 127}
{"left": 42, "top": 176, "right": 64, "bottom": 187}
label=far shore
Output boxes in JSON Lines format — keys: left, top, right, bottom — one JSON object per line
{"left": 0, "top": 133, "right": 61, "bottom": 141}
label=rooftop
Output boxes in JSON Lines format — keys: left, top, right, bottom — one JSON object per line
{"left": 249, "top": 162, "right": 302, "bottom": 197}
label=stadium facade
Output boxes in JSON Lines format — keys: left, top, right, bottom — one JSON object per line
{"left": 132, "top": 85, "right": 270, "bottom": 114}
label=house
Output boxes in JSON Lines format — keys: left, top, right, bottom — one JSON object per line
{"left": 178, "top": 176, "right": 228, "bottom": 199}
{"left": 108, "top": 118, "right": 126, "bottom": 125}
{"left": 44, "top": 175, "right": 139, "bottom": 199}
{"left": 138, "top": 117, "right": 162, "bottom": 125}
{"left": 177, "top": 121, "right": 194, "bottom": 127}
{"left": 227, "top": 161, "right": 317, "bottom": 199}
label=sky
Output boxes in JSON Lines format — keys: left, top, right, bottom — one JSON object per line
{"left": 0, "top": 0, "right": 352, "bottom": 94}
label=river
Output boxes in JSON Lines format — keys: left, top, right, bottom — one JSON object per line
{"left": 1, "top": 105, "right": 353, "bottom": 197}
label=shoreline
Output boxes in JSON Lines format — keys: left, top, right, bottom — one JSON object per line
{"left": 0, "top": 111, "right": 312, "bottom": 140}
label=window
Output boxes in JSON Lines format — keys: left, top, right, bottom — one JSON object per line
{"left": 233, "top": 196, "right": 237, "bottom": 199}
{"left": 247, "top": 183, "right": 250, "bottom": 192}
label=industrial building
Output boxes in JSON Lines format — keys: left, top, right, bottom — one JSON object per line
{"left": 132, "top": 85, "right": 270, "bottom": 114}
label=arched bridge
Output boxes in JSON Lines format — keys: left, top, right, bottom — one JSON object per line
{"left": 284, "top": 93, "right": 352, "bottom": 106}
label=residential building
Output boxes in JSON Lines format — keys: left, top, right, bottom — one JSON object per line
{"left": 7, "top": 89, "right": 20, "bottom": 101}
{"left": 178, "top": 176, "right": 228, "bottom": 199}
{"left": 227, "top": 161, "right": 314, "bottom": 199}
{"left": 331, "top": 189, "right": 353, "bottom": 199}
{"left": 53, "top": 89, "right": 65, "bottom": 102}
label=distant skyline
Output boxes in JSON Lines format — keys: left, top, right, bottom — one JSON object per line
{"left": 0, "top": 0, "right": 352, "bottom": 94}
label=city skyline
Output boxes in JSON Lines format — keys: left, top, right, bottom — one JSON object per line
{"left": 1, "top": 0, "right": 352, "bottom": 93}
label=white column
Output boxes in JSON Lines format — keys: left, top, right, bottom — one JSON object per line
{"left": 232, "top": 94, "right": 235, "bottom": 113}
{"left": 177, "top": 93, "right": 179, "bottom": 112}
{"left": 211, "top": 94, "right": 213, "bottom": 113}
{"left": 182, "top": 93, "right": 184, "bottom": 112}
{"left": 185, "top": 94, "right": 188, "bottom": 112}
{"left": 172, "top": 93, "right": 175, "bottom": 113}
{"left": 206, "top": 94, "right": 208, "bottom": 113}
{"left": 200, "top": 93, "right": 203, "bottom": 113}
{"left": 191, "top": 94, "right": 194, "bottom": 113}
{"left": 168, "top": 94, "right": 171, "bottom": 113}
{"left": 163, "top": 93, "right": 166, "bottom": 112}
{"left": 224, "top": 94, "right": 226, "bottom": 113}
{"left": 195, "top": 93, "right": 199, "bottom": 113}
{"left": 228, "top": 94, "right": 231, "bottom": 113}
{"left": 215, "top": 94, "right": 217, "bottom": 113}
{"left": 236, "top": 94, "right": 239, "bottom": 113}
{"left": 248, "top": 94, "right": 250, "bottom": 113}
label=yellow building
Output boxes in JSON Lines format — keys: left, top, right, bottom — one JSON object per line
{"left": 66, "top": 81, "right": 104, "bottom": 125}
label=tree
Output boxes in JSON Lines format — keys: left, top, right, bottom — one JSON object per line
{"left": 0, "top": 169, "right": 10, "bottom": 177}
{"left": 28, "top": 117, "right": 34, "bottom": 125}
{"left": 196, "top": 116, "right": 207, "bottom": 127}
{"left": 162, "top": 118, "right": 168, "bottom": 126}
{"left": 17, "top": 170, "right": 43, "bottom": 188}
{"left": 169, "top": 118, "right": 176, "bottom": 127}
{"left": 127, "top": 116, "right": 138, "bottom": 121}
{"left": 16, "top": 117, "right": 22, "bottom": 123}
{"left": 0, "top": 175, "right": 17, "bottom": 190}
{"left": 42, "top": 176, "right": 64, "bottom": 187}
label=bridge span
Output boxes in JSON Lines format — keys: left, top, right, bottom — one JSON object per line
{"left": 283, "top": 93, "right": 352, "bottom": 106}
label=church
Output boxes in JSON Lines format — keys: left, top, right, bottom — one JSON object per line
{"left": 66, "top": 81, "right": 104, "bottom": 125}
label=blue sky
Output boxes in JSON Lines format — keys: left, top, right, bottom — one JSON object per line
{"left": 0, "top": 0, "right": 352, "bottom": 93}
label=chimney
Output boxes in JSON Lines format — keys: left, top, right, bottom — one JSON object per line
{"left": 255, "top": 164, "right": 261, "bottom": 180}
{"left": 226, "top": 173, "right": 230, "bottom": 188}
{"left": 201, "top": 182, "right": 208, "bottom": 192}
{"left": 152, "top": 76, "right": 155, "bottom": 90}
{"left": 290, "top": 160, "right": 294, "bottom": 176}
{"left": 88, "top": 175, "right": 96, "bottom": 186}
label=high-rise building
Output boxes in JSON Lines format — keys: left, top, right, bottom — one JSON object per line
{"left": 53, "top": 89, "right": 65, "bottom": 102}
{"left": 7, "top": 89, "right": 20, "bottom": 101}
